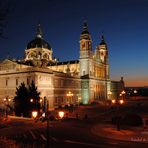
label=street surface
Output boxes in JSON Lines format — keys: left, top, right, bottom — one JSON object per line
{"left": 0, "top": 99, "right": 148, "bottom": 148}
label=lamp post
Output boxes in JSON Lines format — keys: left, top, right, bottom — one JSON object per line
{"left": 119, "top": 93, "right": 122, "bottom": 99}
{"left": 39, "top": 98, "right": 43, "bottom": 116}
{"left": 67, "top": 91, "right": 73, "bottom": 105}
{"left": 107, "top": 91, "right": 112, "bottom": 100}
{"left": 78, "top": 97, "right": 81, "bottom": 106}
{"left": 30, "top": 98, "right": 43, "bottom": 118}
{"left": 45, "top": 97, "right": 49, "bottom": 148}
{"left": 3, "top": 97, "right": 11, "bottom": 120}
{"left": 118, "top": 91, "right": 125, "bottom": 105}
{"left": 43, "top": 96, "right": 50, "bottom": 147}
{"left": 121, "top": 90, "right": 126, "bottom": 100}
{"left": 134, "top": 90, "right": 137, "bottom": 100}
{"left": 30, "top": 98, "right": 37, "bottom": 109}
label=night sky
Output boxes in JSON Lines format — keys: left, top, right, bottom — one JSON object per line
{"left": 1, "top": 0, "right": 148, "bottom": 87}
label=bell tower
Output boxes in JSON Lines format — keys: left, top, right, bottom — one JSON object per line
{"left": 79, "top": 21, "right": 93, "bottom": 104}
{"left": 79, "top": 21, "right": 92, "bottom": 59}
{"left": 98, "top": 35, "right": 110, "bottom": 100}
{"left": 79, "top": 21, "right": 92, "bottom": 77}
{"left": 98, "top": 35, "right": 108, "bottom": 64}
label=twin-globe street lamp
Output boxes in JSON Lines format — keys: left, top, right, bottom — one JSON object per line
{"left": 3, "top": 97, "right": 11, "bottom": 120}
{"left": 30, "top": 98, "right": 43, "bottom": 118}
{"left": 30, "top": 97, "right": 50, "bottom": 147}
{"left": 111, "top": 90, "right": 125, "bottom": 105}
{"left": 31, "top": 96, "right": 65, "bottom": 147}
{"left": 121, "top": 90, "right": 126, "bottom": 99}
{"left": 30, "top": 96, "right": 49, "bottom": 147}
{"left": 119, "top": 90, "right": 126, "bottom": 104}
{"left": 111, "top": 90, "right": 125, "bottom": 131}
{"left": 42, "top": 97, "right": 64, "bottom": 147}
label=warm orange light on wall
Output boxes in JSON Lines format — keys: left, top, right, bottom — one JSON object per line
{"left": 67, "top": 91, "right": 73, "bottom": 97}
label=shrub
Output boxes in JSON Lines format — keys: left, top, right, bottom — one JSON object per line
{"left": 121, "top": 113, "right": 143, "bottom": 126}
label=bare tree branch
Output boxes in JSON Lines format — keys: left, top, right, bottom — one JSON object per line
{"left": 0, "top": 0, "right": 14, "bottom": 39}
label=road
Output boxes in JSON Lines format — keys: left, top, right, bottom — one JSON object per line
{"left": 0, "top": 117, "right": 148, "bottom": 148}
{"left": 1, "top": 100, "right": 148, "bottom": 148}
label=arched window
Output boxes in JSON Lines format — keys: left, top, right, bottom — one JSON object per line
{"left": 43, "top": 53, "right": 49, "bottom": 60}
{"left": 28, "top": 52, "right": 36, "bottom": 59}
{"left": 83, "top": 70, "right": 85, "bottom": 75}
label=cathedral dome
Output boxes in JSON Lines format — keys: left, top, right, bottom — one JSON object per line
{"left": 27, "top": 37, "right": 51, "bottom": 50}
{"left": 26, "top": 24, "right": 51, "bottom": 50}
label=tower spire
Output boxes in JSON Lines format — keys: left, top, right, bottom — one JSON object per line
{"left": 101, "top": 35, "right": 105, "bottom": 41}
{"left": 36, "top": 24, "right": 43, "bottom": 38}
{"left": 81, "top": 20, "right": 89, "bottom": 35}
{"left": 80, "top": 20, "right": 91, "bottom": 40}
{"left": 100, "top": 34, "right": 106, "bottom": 45}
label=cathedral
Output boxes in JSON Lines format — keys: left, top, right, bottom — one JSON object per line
{"left": 0, "top": 22, "right": 124, "bottom": 110}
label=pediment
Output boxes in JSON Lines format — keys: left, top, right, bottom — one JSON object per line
{"left": 0, "top": 59, "right": 16, "bottom": 65}
{"left": 0, "top": 59, "right": 17, "bottom": 70}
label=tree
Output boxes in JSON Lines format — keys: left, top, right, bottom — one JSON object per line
{"left": 14, "top": 81, "right": 41, "bottom": 117}
{"left": 14, "top": 82, "right": 30, "bottom": 117}
{"left": 28, "top": 81, "right": 41, "bottom": 111}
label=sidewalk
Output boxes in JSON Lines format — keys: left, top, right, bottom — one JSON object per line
{"left": 91, "top": 123, "right": 148, "bottom": 143}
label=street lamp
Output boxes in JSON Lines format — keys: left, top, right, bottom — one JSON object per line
{"left": 44, "top": 97, "right": 49, "bottom": 148}
{"left": 107, "top": 91, "right": 112, "bottom": 100}
{"left": 58, "top": 111, "right": 65, "bottom": 119}
{"left": 67, "top": 91, "right": 73, "bottom": 105}
{"left": 39, "top": 98, "right": 43, "bottom": 103}
{"left": 78, "top": 97, "right": 81, "bottom": 106}
{"left": 30, "top": 99, "right": 38, "bottom": 119}
{"left": 30, "top": 98, "right": 43, "bottom": 117}
{"left": 32, "top": 111, "right": 38, "bottom": 119}
{"left": 30, "top": 98, "right": 43, "bottom": 110}
{"left": 119, "top": 99, "right": 124, "bottom": 104}
{"left": 111, "top": 99, "right": 116, "bottom": 104}
{"left": 119, "top": 93, "right": 122, "bottom": 98}
{"left": 134, "top": 90, "right": 137, "bottom": 99}
{"left": 134, "top": 90, "right": 137, "bottom": 93}
{"left": 121, "top": 90, "right": 126, "bottom": 100}
{"left": 30, "top": 98, "right": 33, "bottom": 103}
{"left": 3, "top": 96, "right": 11, "bottom": 120}
{"left": 39, "top": 98, "right": 43, "bottom": 114}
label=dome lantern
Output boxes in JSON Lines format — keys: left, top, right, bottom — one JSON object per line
{"left": 36, "top": 24, "right": 43, "bottom": 38}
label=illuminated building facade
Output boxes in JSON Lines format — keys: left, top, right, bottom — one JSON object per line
{"left": 0, "top": 22, "right": 123, "bottom": 110}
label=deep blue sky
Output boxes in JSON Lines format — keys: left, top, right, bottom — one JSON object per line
{"left": 1, "top": 0, "right": 148, "bottom": 86}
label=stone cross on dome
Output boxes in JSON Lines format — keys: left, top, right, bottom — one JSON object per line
{"left": 36, "top": 24, "right": 43, "bottom": 38}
